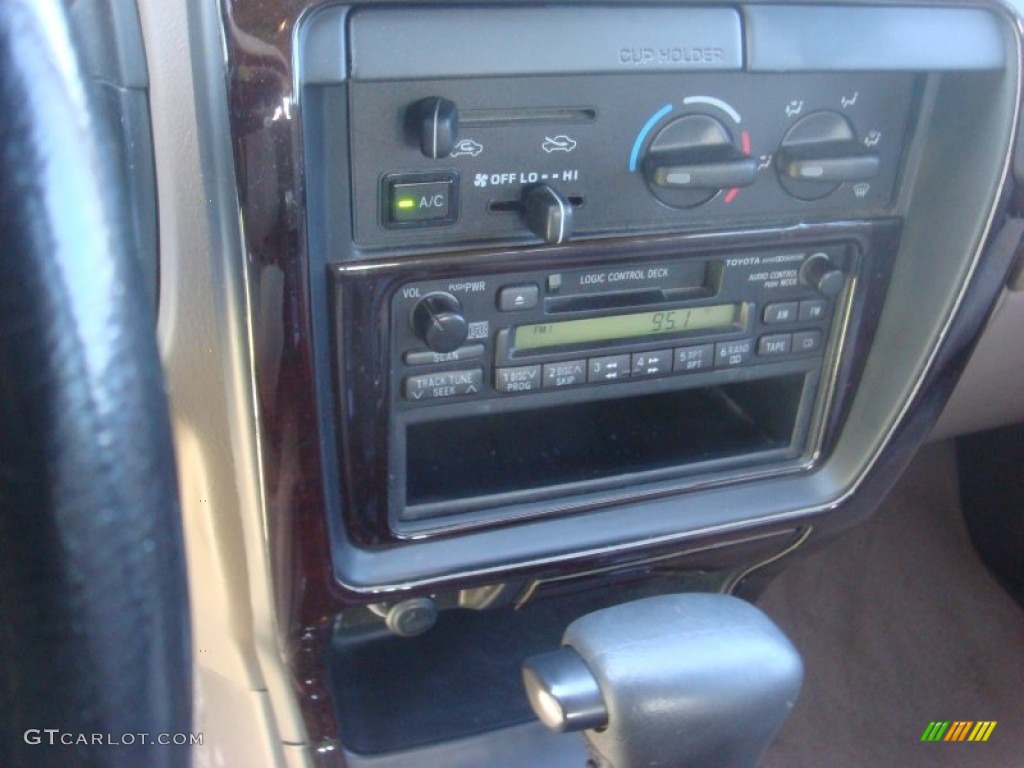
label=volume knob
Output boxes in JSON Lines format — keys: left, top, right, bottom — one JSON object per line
{"left": 411, "top": 292, "right": 468, "bottom": 353}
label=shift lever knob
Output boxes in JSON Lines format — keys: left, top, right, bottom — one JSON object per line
{"left": 523, "top": 594, "right": 803, "bottom": 768}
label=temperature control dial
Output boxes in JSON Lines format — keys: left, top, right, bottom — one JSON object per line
{"left": 642, "top": 114, "right": 757, "bottom": 208}
{"left": 411, "top": 292, "right": 468, "bottom": 352}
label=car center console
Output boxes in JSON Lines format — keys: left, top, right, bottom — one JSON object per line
{"left": 202, "top": 0, "right": 1023, "bottom": 761}
{"left": 325, "top": 12, "right": 922, "bottom": 541}
{"left": 297, "top": 2, "right": 1016, "bottom": 591}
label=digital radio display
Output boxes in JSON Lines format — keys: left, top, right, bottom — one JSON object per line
{"left": 515, "top": 303, "right": 739, "bottom": 350}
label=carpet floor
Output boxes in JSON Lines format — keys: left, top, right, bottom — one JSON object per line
{"left": 757, "top": 440, "right": 1024, "bottom": 767}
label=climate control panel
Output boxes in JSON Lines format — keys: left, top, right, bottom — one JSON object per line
{"left": 348, "top": 72, "right": 916, "bottom": 248}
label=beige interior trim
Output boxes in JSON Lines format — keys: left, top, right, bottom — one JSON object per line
{"left": 137, "top": 0, "right": 308, "bottom": 763}
{"left": 933, "top": 288, "right": 1024, "bottom": 439}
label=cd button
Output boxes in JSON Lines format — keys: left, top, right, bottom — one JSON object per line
{"left": 588, "top": 355, "right": 631, "bottom": 382}
{"left": 793, "top": 330, "right": 823, "bottom": 354}
{"left": 674, "top": 343, "right": 714, "bottom": 372}
{"left": 714, "top": 339, "right": 753, "bottom": 367}
{"left": 543, "top": 360, "right": 587, "bottom": 388}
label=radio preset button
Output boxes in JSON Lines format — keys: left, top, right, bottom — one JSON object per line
{"left": 758, "top": 334, "right": 792, "bottom": 356}
{"left": 543, "top": 360, "right": 587, "bottom": 388}
{"left": 632, "top": 349, "right": 672, "bottom": 376}
{"left": 793, "top": 330, "right": 823, "bottom": 354}
{"left": 714, "top": 339, "right": 753, "bottom": 367}
{"left": 798, "top": 299, "right": 828, "bottom": 322}
{"left": 498, "top": 284, "right": 539, "bottom": 311}
{"left": 404, "top": 369, "right": 483, "bottom": 401}
{"left": 763, "top": 302, "right": 798, "bottom": 324}
{"left": 674, "top": 344, "right": 714, "bottom": 372}
{"left": 495, "top": 365, "right": 542, "bottom": 393}
{"left": 404, "top": 343, "right": 485, "bottom": 366}
{"left": 588, "top": 355, "right": 631, "bottom": 382}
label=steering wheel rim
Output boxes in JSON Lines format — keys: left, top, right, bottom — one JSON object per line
{"left": 0, "top": 2, "right": 191, "bottom": 767}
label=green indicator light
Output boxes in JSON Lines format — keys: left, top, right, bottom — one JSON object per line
{"left": 397, "top": 198, "right": 416, "bottom": 210}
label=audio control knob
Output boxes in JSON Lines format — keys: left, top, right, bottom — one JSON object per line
{"left": 411, "top": 292, "right": 468, "bottom": 352}
{"left": 642, "top": 114, "right": 757, "bottom": 208}
{"left": 801, "top": 252, "right": 845, "bottom": 297}
{"left": 776, "top": 112, "right": 880, "bottom": 200}
{"left": 408, "top": 97, "right": 459, "bottom": 159}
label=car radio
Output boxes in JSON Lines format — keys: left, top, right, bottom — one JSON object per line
{"left": 391, "top": 246, "right": 846, "bottom": 405}
{"left": 331, "top": 222, "right": 900, "bottom": 542}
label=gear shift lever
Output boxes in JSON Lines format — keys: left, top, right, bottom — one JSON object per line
{"left": 522, "top": 594, "right": 802, "bottom": 768}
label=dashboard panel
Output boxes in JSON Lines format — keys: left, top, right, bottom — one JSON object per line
{"left": 178, "top": 0, "right": 1024, "bottom": 762}
{"left": 292, "top": 3, "right": 1017, "bottom": 588}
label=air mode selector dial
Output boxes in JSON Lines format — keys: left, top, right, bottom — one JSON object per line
{"left": 776, "top": 111, "right": 880, "bottom": 201}
{"left": 411, "top": 292, "right": 468, "bottom": 353}
{"left": 642, "top": 114, "right": 757, "bottom": 208}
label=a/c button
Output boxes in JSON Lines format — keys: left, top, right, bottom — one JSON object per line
{"left": 386, "top": 175, "right": 457, "bottom": 227}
